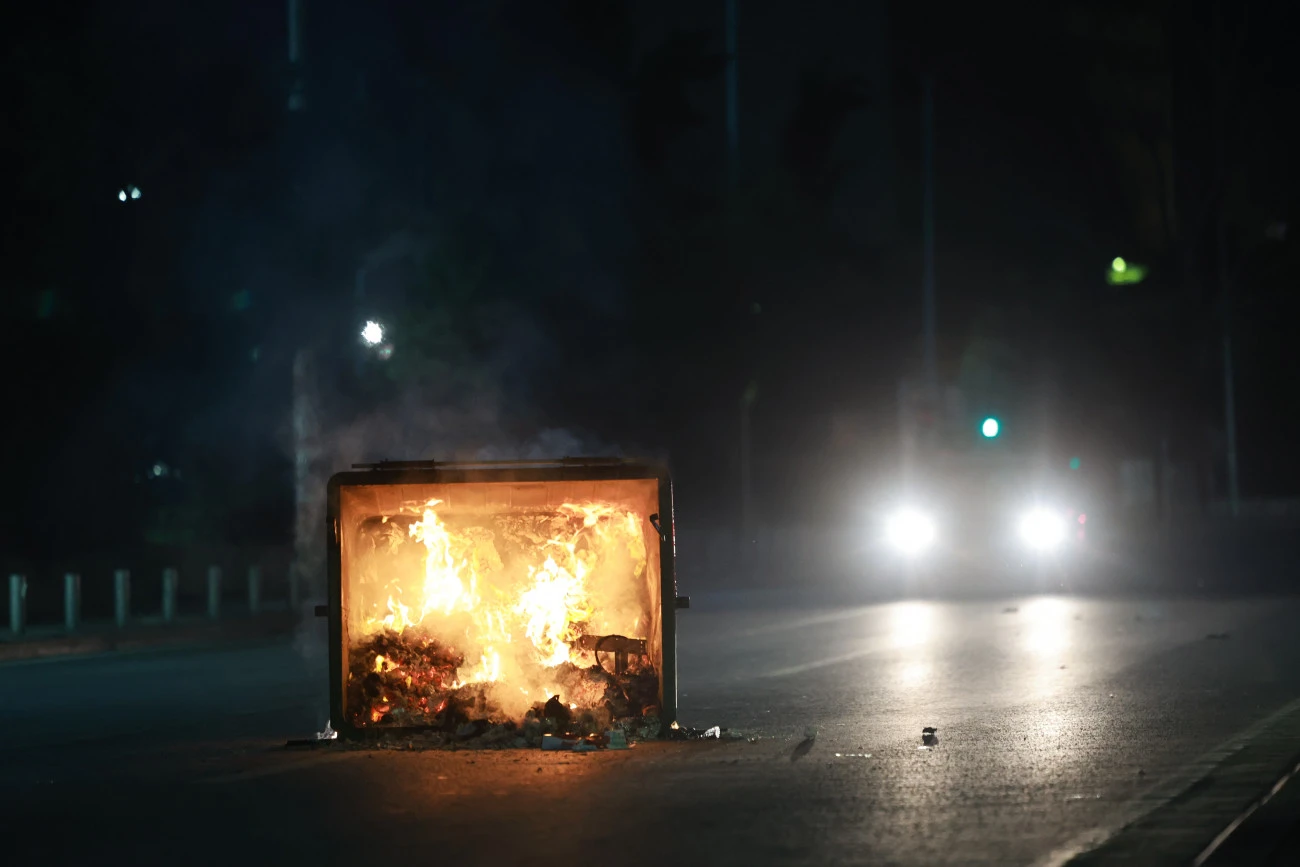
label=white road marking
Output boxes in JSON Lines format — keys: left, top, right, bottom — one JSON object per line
{"left": 763, "top": 642, "right": 889, "bottom": 678}
{"left": 1191, "top": 755, "right": 1300, "bottom": 866}
{"left": 1032, "top": 694, "right": 1300, "bottom": 867}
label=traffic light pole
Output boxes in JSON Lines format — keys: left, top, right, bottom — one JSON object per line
{"left": 921, "top": 75, "right": 938, "bottom": 405}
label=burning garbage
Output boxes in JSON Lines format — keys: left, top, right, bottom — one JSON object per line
{"left": 326, "top": 461, "right": 681, "bottom": 743}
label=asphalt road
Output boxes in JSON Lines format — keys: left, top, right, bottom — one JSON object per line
{"left": 4, "top": 593, "right": 1300, "bottom": 866}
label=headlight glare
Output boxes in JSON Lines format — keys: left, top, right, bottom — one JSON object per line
{"left": 887, "top": 509, "right": 936, "bottom": 556}
{"left": 1019, "top": 507, "right": 1067, "bottom": 551}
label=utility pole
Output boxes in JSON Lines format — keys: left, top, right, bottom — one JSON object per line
{"left": 726, "top": 0, "right": 755, "bottom": 543}
{"left": 725, "top": 0, "right": 739, "bottom": 188}
{"left": 902, "top": 75, "right": 937, "bottom": 476}
{"left": 921, "top": 75, "right": 938, "bottom": 409}
{"left": 287, "top": 0, "right": 324, "bottom": 601}
{"left": 1222, "top": 331, "right": 1240, "bottom": 516}
{"left": 1219, "top": 216, "right": 1240, "bottom": 518}
{"left": 1213, "top": 0, "right": 1240, "bottom": 518}
{"left": 287, "top": 0, "right": 305, "bottom": 112}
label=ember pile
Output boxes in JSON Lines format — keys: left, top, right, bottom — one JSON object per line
{"left": 347, "top": 626, "right": 662, "bottom": 740}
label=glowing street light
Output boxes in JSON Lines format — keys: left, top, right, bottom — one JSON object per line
{"left": 360, "top": 320, "right": 384, "bottom": 347}
{"left": 1107, "top": 256, "right": 1148, "bottom": 286}
{"left": 981, "top": 417, "right": 1000, "bottom": 438}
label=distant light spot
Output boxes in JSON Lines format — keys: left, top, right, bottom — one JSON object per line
{"left": 361, "top": 320, "right": 384, "bottom": 346}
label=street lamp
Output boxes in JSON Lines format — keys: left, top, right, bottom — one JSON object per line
{"left": 360, "top": 320, "right": 384, "bottom": 347}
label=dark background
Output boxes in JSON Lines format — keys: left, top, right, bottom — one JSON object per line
{"left": 3, "top": 0, "right": 1297, "bottom": 564}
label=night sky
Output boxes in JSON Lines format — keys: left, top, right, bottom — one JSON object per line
{"left": 3, "top": 0, "right": 1297, "bottom": 563}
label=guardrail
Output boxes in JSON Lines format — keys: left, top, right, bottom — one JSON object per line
{"left": 5, "top": 563, "right": 302, "bottom": 638}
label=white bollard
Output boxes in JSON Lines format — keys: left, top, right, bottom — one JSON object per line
{"left": 247, "top": 565, "right": 262, "bottom": 615}
{"left": 207, "top": 566, "right": 222, "bottom": 620}
{"left": 114, "top": 569, "right": 130, "bottom": 628}
{"left": 162, "top": 568, "right": 178, "bottom": 622}
{"left": 64, "top": 573, "right": 81, "bottom": 631}
{"left": 8, "top": 574, "right": 26, "bottom": 636}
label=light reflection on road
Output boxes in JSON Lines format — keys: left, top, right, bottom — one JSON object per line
{"left": 890, "top": 601, "right": 934, "bottom": 648}
{"left": 1022, "top": 596, "right": 1073, "bottom": 656}
{"left": 897, "top": 660, "right": 932, "bottom": 687}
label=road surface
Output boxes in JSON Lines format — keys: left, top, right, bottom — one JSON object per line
{"left": 4, "top": 593, "right": 1300, "bottom": 866}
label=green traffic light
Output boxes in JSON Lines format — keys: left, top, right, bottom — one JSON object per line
{"left": 980, "top": 417, "right": 1000, "bottom": 438}
{"left": 1107, "top": 256, "right": 1148, "bottom": 286}
{"left": 1069, "top": 456, "right": 1081, "bottom": 470}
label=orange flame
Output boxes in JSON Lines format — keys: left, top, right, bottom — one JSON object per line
{"left": 359, "top": 498, "right": 649, "bottom": 715}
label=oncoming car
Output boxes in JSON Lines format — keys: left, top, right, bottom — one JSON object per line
{"left": 877, "top": 453, "right": 1094, "bottom": 588}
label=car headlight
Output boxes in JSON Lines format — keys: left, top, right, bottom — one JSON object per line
{"left": 887, "top": 509, "right": 936, "bottom": 556}
{"left": 1018, "top": 507, "right": 1066, "bottom": 551}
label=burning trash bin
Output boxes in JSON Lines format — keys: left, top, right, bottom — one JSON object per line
{"left": 323, "top": 458, "right": 685, "bottom": 741}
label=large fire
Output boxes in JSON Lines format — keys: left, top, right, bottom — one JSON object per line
{"left": 340, "top": 482, "right": 661, "bottom": 732}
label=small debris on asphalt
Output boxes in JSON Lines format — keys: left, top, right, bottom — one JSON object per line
{"left": 285, "top": 720, "right": 341, "bottom": 749}
{"left": 790, "top": 729, "right": 817, "bottom": 762}
{"left": 1206, "top": 632, "right": 1230, "bottom": 641}
{"left": 834, "top": 753, "right": 872, "bottom": 758}
{"left": 921, "top": 726, "right": 939, "bottom": 747}
{"left": 665, "top": 722, "right": 752, "bottom": 742}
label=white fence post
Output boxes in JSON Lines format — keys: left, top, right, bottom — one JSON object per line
{"left": 114, "top": 569, "right": 130, "bottom": 627}
{"left": 162, "top": 568, "right": 178, "bottom": 622}
{"left": 248, "top": 565, "right": 262, "bottom": 615}
{"left": 207, "top": 566, "right": 222, "bottom": 620}
{"left": 8, "top": 574, "right": 26, "bottom": 635}
{"left": 64, "top": 572, "right": 81, "bottom": 631}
